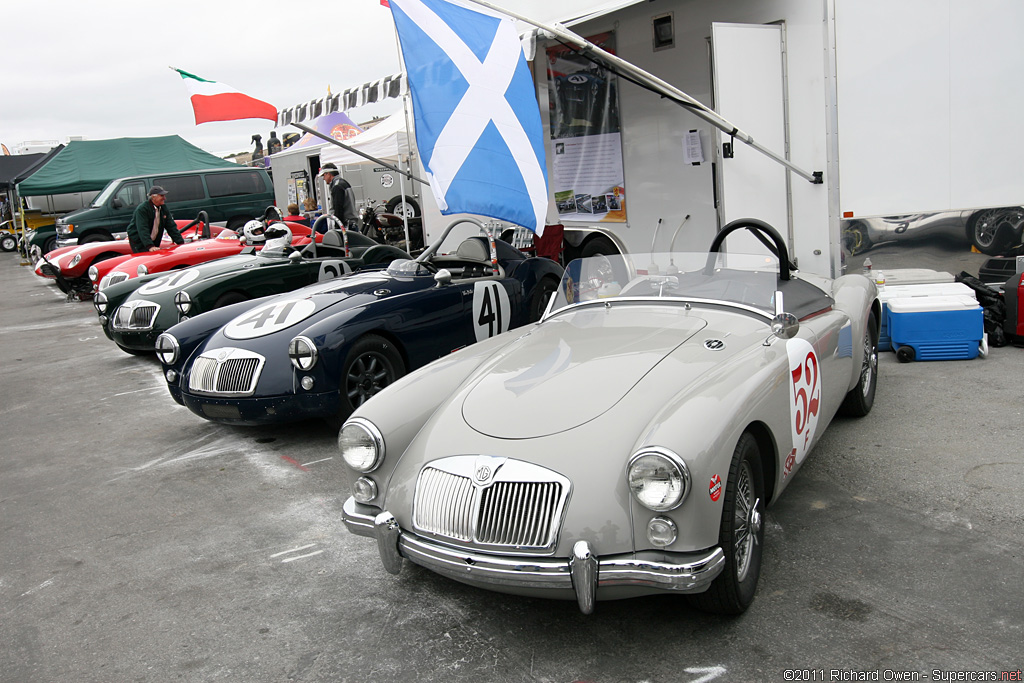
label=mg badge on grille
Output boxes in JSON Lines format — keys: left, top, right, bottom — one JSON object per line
{"left": 475, "top": 466, "right": 491, "bottom": 482}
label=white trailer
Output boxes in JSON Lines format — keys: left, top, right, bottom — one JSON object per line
{"left": 513, "top": 0, "right": 1024, "bottom": 277}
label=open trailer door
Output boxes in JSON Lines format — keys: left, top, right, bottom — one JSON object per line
{"left": 711, "top": 22, "right": 791, "bottom": 252}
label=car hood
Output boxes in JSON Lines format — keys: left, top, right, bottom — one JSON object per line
{"left": 211, "top": 271, "right": 430, "bottom": 344}
{"left": 461, "top": 306, "right": 709, "bottom": 438}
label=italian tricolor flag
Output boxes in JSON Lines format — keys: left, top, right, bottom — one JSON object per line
{"left": 173, "top": 68, "right": 278, "bottom": 125}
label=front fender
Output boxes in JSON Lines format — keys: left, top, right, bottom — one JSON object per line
{"left": 340, "top": 327, "right": 534, "bottom": 492}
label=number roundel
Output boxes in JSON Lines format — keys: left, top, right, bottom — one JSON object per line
{"left": 138, "top": 269, "right": 201, "bottom": 295}
{"left": 786, "top": 338, "right": 821, "bottom": 469}
{"left": 472, "top": 281, "right": 512, "bottom": 342}
{"left": 224, "top": 299, "right": 318, "bottom": 340}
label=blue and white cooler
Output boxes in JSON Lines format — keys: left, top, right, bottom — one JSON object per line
{"left": 887, "top": 295, "right": 984, "bottom": 362}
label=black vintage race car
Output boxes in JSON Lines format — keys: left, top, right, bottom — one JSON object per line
{"left": 94, "top": 227, "right": 408, "bottom": 355}
{"left": 154, "top": 219, "right": 564, "bottom": 425}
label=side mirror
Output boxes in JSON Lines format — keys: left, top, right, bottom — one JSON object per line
{"left": 111, "top": 198, "right": 123, "bottom": 209}
{"left": 770, "top": 290, "right": 800, "bottom": 339}
{"left": 288, "top": 250, "right": 303, "bottom": 262}
{"left": 434, "top": 268, "right": 452, "bottom": 286}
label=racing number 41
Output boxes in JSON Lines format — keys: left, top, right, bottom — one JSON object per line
{"left": 478, "top": 283, "right": 503, "bottom": 337}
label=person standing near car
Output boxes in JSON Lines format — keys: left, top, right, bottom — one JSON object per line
{"left": 126, "top": 186, "right": 184, "bottom": 253}
{"left": 317, "top": 163, "right": 359, "bottom": 233}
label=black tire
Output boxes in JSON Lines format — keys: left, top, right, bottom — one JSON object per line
{"left": 79, "top": 233, "right": 110, "bottom": 244}
{"left": 386, "top": 196, "right": 420, "bottom": 219}
{"left": 688, "top": 433, "right": 765, "bottom": 615}
{"left": 0, "top": 233, "right": 16, "bottom": 252}
{"left": 116, "top": 343, "right": 150, "bottom": 356}
{"left": 226, "top": 217, "right": 249, "bottom": 232}
{"left": 215, "top": 291, "right": 248, "bottom": 308}
{"left": 337, "top": 335, "right": 405, "bottom": 422}
{"left": 530, "top": 276, "right": 558, "bottom": 322}
{"left": 43, "top": 236, "right": 57, "bottom": 255}
{"left": 580, "top": 235, "right": 618, "bottom": 258}
{"left": 967, "top": 209, "right": 1015, "bottom": 256}
{"left": 895, "top": 345, "right": 916, "bottom": 363}
{"left": 839, "top": 311, "right": 879, "bottom": 417}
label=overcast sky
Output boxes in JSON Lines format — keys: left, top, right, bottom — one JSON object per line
{"left": 1, "top": 0, "right": 607, "bottom": 159}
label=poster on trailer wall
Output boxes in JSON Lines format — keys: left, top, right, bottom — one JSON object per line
{"left": 547, "top": 32, "right": 626, "bottom": 224}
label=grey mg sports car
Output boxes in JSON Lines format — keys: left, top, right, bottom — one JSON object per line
{"left": 338, "top": 219, "right": 880, "bottom": 615}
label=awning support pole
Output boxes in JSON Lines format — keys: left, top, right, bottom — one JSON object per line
{"left": 465, "top": 0, "right": 822, "bottom": 184}
{"left": 289, "top": 122, "right": 431, "bottom": 186}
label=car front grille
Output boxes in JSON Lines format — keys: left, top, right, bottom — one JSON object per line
{"left": 101, "top": 272, "right": 129, "bottom": 289}
{"left": 412, "top": 456, "right": 570, "bottom": 554}
{"left": 39, "top": 263, "right": 59, "bottom": 278}
{"left": 188, "top": 348, "right": 264, "bottom": 397}
{"left": 111, "top": 301, "right": 159, "bottom": 330}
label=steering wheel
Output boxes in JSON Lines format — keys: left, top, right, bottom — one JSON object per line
{"left": 706, "top": 218, "right": 794, "bottom": 281}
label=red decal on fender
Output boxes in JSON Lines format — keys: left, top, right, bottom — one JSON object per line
{"left": 709, "top": 474, "right": 722, "bottom": 502}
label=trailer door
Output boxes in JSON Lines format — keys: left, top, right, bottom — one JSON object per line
{"left": 711, "top": 23, "right": 790, "bottom": 252}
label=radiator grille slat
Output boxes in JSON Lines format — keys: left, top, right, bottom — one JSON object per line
{"left": 187, "top": 349, "right": 264, "bottom": 397}
{"left": 413, "top": 459, "right": 566, "bottom": 552}
{"left": 112, "top": 302, "right": 159, "bottom": 330}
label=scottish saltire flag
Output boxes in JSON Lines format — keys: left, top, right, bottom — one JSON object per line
{"left": 389, "top": 0, "right": 549, "bottom": 233}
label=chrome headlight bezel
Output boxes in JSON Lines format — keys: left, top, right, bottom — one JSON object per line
{"left": 154, "top": 333, "right": 179, "bottom": 365}
{"left": 626, "top": 447, "right": 691, "bottom": 512}
{"left": 288, "top": 336, "right": 318, "bottom": 371}
{"left": 93, "top": 292, "right": 108, "bottom": 314}
{"left": 174, "top": 290, "right": 192, "bottom": 315}
{"left": 68, "top": 254, "right": 82, "bottom": 269}
{"left": 137, "top": 264, "right": 148, "bottom": 276}
{"left": 338, "top": 418, "right": 385, "bottom": 473}
{"left": 88, "top": 265, "right": 99, "bottom": 282}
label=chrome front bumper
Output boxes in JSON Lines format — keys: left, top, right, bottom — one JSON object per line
{"left": 342, "top": 497, "right": 726, "bottom": 614}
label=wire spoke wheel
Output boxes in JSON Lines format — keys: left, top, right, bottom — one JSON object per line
{"left": 732, "top": 462, "right": 760, "bottom": 582}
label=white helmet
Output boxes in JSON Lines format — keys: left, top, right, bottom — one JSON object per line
{"left": 242, "top": 220, "right": 267, "bottom": 244}
{"left": 263, "top": 223, "right": 293, "bottom": 251}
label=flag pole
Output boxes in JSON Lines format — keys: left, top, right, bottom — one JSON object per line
{"left": 463, "top": 0, "right": 822, "bottom": 184}
{"left": 290, "top": 122, "right": 430, "bottom": 186}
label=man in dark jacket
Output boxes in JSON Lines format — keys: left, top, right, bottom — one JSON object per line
{"left": 126, "top": 186, "right": 184, "bottom": 253}
{"left": 317, "top": 163, "right": 359, "bottom": 233}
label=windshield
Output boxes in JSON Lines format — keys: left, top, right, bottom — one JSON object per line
{"left": 90, "top": 180, "right": 119, "bottom": 207}
{"left": 550, "top": 252, "right": 785, "bottom": 316}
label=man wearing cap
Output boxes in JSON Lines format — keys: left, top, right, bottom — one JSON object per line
{"left": 318, "top": 163, "right": 359, "bottom": 234}
{"left": 126, "top": 186, "right": 184, "bottom": 253}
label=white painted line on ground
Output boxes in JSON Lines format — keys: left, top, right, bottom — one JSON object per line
{"left": 281, "top": 550, "right": 324, "bottom": 563}
{"left": 270, "top": 543, "right": 317, "bottom": 558}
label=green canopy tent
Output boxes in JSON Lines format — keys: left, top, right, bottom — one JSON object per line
{"left": 17, "top": 136, "right": 236, "bottom": 196}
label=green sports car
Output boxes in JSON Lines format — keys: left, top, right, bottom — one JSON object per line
{"left": 94, "top": 228, "right": 409, "bottom": 354}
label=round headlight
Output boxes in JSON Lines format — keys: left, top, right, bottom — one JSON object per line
{"left": 93, "top": 292, "right": 108, "bottom": 314}
{"left": 154, "top": 333, "right": 180, "bottom": 365}
{"left": 88, "top": 265, "right": 99, "bottom": 282}
{"left": 69, "top": 254, "right": 82, "bottom": 269}
{"left": 137, "top": 264, "right": 148, "bottom": 276}
{"left": 339, "top": 418, "right": 384, "bottom": 472}
{"left": 174, "top": 290, "right": 192, "bottom": 314}
{"left": 288, "top": 336, "right": 318, "bottom": 371}
{"left": 627, "top": 449, "right": 690, "bottom": 512}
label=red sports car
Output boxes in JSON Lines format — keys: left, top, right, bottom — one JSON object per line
{"left": 92, "top": 223, "right": 323, "bottom": 292}
{"left": 37, "top": 220, "right": 222, "bottom": 299}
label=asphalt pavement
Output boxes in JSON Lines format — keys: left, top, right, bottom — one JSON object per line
{"left": 1, "top": 250, "right": 1021, "bottom": 683}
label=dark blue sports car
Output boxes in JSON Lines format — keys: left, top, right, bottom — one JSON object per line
{"left": 155, "top": 219, "right": 564, "bottom": 426}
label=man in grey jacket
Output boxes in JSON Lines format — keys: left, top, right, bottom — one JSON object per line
{"left": 317, "top": 163, "right": 359, "bottom": 233}
{"left": 126, "top": 186, "right": 184, "bottom": 253}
